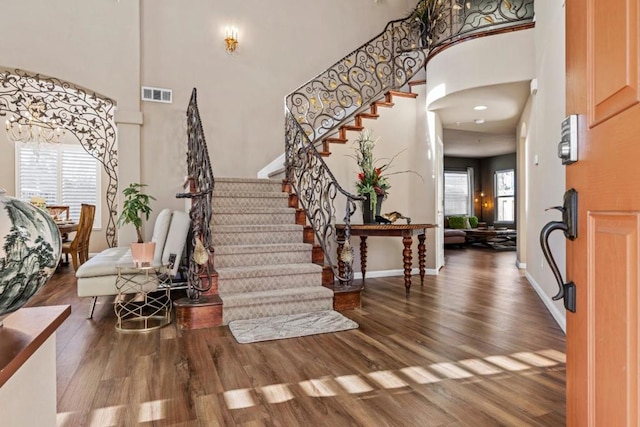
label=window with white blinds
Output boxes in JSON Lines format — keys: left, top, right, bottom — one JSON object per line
{"left": 444, "top": 170, "right": 472, "bottom": 216}
{"left": 16, "top": 143, "right": 101, "bottom": 227}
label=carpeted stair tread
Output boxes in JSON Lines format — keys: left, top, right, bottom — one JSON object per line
{"left": 216, "top": 177, "right": 281, "bottom": 184}
{"left": 212, "top": 224, "right": 303, "bottom": 245}
{"left": 214, "top": 242, "right": 312, "bottom": 255}
{"left": 211, "top": 211, "right": 296, "bottom": 226}
{"left": 216, "top": 263, "right": 323, "bottom": 294}
{"left": 217, "top": 263, "right": 322, "bottom": 279}
{"left": 212, "top": 207, "right": 295, "bottom": 214}
{"left": 212, "top": 224, "right": 303, "bottom": 233}
{"left": 220, "top": 286, "right": 334, "bottom": 307}
{"left": 213, "top": 190, "right": 288, "bottom": 199}
{"left": 215, "top": 178, "right": 283, "bottom": 192}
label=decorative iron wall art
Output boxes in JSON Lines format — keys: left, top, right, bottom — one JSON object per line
{"left": 0, "top": 69, "right": 119, "bottom": 247}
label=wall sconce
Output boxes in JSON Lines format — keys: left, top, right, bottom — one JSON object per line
{"left": 224, "top": 26, "right": 238, "bottom": 53}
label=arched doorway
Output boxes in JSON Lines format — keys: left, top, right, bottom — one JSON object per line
{"left": 0, "top": 69, "right": 119, "bottom": 246}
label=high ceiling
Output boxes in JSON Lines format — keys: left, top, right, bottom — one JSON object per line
{"left": 429, "top": 81, "right": 531, "bottom": 158}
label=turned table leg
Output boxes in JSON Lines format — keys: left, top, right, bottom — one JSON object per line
{"left": 402, "top": 235, "right": 412, "bottom": 297}
{"left": 360, "top": 236, "right": 368, "bottom": 281}
{"left": 336, "top": 229, "right": 345, "bottom": 284}
{"left": 418, "top": 233, "right": 426, "bottom": 286}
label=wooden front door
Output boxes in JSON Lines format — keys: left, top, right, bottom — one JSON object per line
{"left": 566, "top": 0, "right": 640, "bottom": 425}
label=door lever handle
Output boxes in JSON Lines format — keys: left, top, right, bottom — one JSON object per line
{"left": 539, "top": 189, "right": 578, "bottom": 313}
{"left": 545, "top": 206, "right": 564, "bottom": 212}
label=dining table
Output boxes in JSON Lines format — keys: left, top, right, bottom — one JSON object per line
{"left": 56, "top": 221, "right": 78, "bottom": 236}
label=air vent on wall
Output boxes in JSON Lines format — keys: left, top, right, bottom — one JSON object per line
{"left": 141, "top": 86, "right": 172, "bottom": 103}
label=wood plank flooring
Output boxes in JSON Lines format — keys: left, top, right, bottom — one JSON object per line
{"left": 27, "top": 248, "right": 566, "bottom": 426}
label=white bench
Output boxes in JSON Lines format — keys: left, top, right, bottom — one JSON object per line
{"left": 76, "top": 209, "right": 190, "bottom": 318}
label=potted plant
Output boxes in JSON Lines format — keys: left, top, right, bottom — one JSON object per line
{"left": 117, "top": 183, "right": 156, "bottom": 267}
{"left": 351, "top": 129, "right": 421, "bottom": 223}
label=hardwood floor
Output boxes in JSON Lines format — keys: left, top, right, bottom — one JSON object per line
{"left": 28, "top": 248, "right": 565, "bottom": 426}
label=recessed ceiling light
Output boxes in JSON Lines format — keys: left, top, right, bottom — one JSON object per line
{"left": 474, "top": 119, "right": 485, "bottom": 124}
{"left": 474, "top": 105, "right": 488, "bottom": 111}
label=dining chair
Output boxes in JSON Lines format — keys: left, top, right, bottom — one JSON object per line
{"left": 62, "top": 204, "right": 96, "bottom": 270}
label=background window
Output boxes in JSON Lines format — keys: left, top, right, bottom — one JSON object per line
{"left": 16, "top": 143, "right": 101, "bottom": 227}
{"left": 444, "top": 170, "right": 472, "bottom": 216}
{"left": 495, "top": 169, "right": 514, "bottom": 222}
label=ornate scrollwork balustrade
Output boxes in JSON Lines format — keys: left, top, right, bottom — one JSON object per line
{"left": 176, "top": 88, "right": 215, "bottom": 299}
{"left": 416, "top": 0, "right": 535, "bottom": 56}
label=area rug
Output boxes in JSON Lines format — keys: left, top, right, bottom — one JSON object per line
{"left": 228, "top": 310, "right": 358, "bottom": 344}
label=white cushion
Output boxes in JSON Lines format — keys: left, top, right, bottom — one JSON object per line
{"left": 162, "top": 210, "right": 191, "bottom": 276}
{"left": 151, "top": 208, "right": 173, "bottom": 265}
{"left": 76, "top": 246, "right": 130, "bottom": 278}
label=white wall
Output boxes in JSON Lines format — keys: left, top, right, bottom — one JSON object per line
{"left": 138, "top": 0, "right": 418, "bottom": 237}
{"left": 0, "top": 0, "right": 417, "bottom": 249}
{"left": 521, "top": 1, "right": 568, "bottom": 330}
{"left": 425, "top": 29, "right": 535, "bottom": 107}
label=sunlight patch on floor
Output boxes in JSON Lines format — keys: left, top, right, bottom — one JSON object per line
{"left": 56, "top": 411, "right": 76, "bottom": 426}
{"left": 511, "top": 352, "right": 557, "bottom": 367}
{"left": 400, "top": 366, "right": 441, "bottom": 384}
{"left": 459, "top": 358, "right": 502, "bottom": 375}
{"left": 223, "top": 388, "right": 255, "bottom": 410}
{"left": 334, "top": 374, "right": 375, "bottom": 394}
{"left": 484, "top": 355, "right": 530, "bottom": 371}
{"left": 260, "top": 384, "right": 295, "bottom": 404}
{"left": 537, "top": 349, "right": 566, "bottom": 363}
{"left": 138, "top": 399, "right": 167, "bottom": 423}
{"left": 368, "top": 370, "right": 410, "bottom": 389}
{"left": 299, "top": 378, "right": 338, "bottom": 397}
{"left": 88, "top": 405, "right": 126, "bottom": 426}
{"left": 429, "top": 362, "right": 474, "bottom": 379}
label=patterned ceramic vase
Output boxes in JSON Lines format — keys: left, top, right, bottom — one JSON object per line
{"left": 0, "top": 189, "right": 62, "bottom": 317}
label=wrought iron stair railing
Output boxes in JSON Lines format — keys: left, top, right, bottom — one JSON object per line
{"left": 284, "top": 0, "right": 535, "bottom": 285}
{"left": 176, "top": 88, "right": 215, "bottom": 300}
{"left": 285, "top": 8, "right": 426, "bottom": 284}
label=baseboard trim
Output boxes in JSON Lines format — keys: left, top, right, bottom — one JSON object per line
{"left": 353, "top": 267, "right": 438, "bottom": 280}
{"left": 524, "top": 271, "right": 566, "bottom": 333}
{"left": 516, "top": 261, "right": 527, "bottom": 269}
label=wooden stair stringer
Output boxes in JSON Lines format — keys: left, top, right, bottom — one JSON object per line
{"left": 319, "top": 84, "right": 422, "bottom": 156}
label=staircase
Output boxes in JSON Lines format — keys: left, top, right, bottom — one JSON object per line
{"left": 211, "top": 177, "right": 333, "bottom": 324}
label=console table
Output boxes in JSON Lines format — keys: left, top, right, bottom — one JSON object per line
{"left": 335, "top": 224, "right": 437, "bottom": 297}
{"left": 0, "top": 305, "right": 70, "bottom": 427}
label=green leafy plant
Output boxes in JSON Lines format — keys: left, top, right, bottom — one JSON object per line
{"left": 351, "top": 129, "right": 420, "bottom": 210}
{"left": 117, "top": 183, "right": 155, "bottom": 243}
{"left": 411, "top": 0, "right": 449, "bottom": 49}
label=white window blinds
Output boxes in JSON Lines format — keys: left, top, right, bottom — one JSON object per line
{"left": 444, "top": 170, "right": 472, "bottom": 216}
{"left": 16, "top": 143, "right": 101, "bottom": 227}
